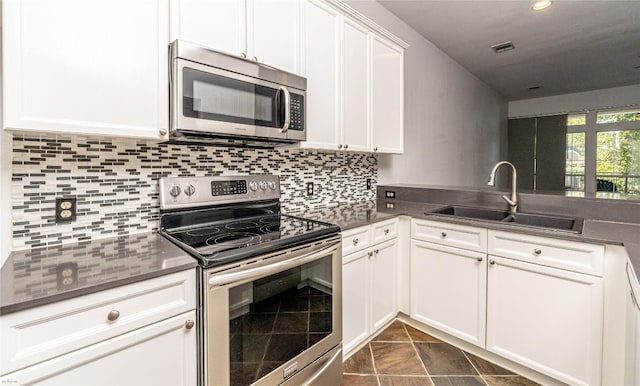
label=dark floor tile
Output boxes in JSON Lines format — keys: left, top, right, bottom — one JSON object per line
{"left": 310, "top": 295, "right": 332, "bottom": 311}
{"left": 373, "top": 320, "right": 411, "bottom": 342}
{"left": 309, "top": 286, "right": 329, "bottom": 296}
{"left": 430, "top": 376, "right": 486, "bottom": 386}
{"left": 274, "top": 312, "right": 309, "bottom": 332}
{"left": 484, "top": 376, "right": 540, "bottom": 386}
{"left": 250, "top": 297, "right": 280, "bottom": 312}
{"left": 343, "top": 374, "right": 380, "bottom": 386}
{"left": 309, "top": 311, "right": 332, "bottom": 332}
{"left": 230, "top": 362, "right": 259, "bottom": 386}
{"left": 465, "top": 353, "right": 514, "bottom": 376}
{"left": 279, "top": 295, "right": 309, "bottom": 312}
{"left": 379, "top": 375, "right": 434, "bottom": 386}
{"left": 344, "top": 344, "right": 375, "bottom": 374}
{"left": 237, "top": 313, "right": 276, "bottom": 334}
{"left": 264, "top": 333, "right": 308, "bottom": 361}
{"left": 230, "top": 334, "right": 270, "bottom": 362}
{"left": 371, "top": 342, "right": 427, "bottom": 375}
{"left": 405, "top": 325, "right": 441, "bottom": 343}
{"left": 414, "top": 343, "right": 478, "bottom": 376}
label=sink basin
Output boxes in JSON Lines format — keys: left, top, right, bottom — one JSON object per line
{"left": 429, "top": 205, "right": 583, "bottom": 233}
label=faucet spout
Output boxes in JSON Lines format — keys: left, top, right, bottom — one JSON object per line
{"left": 487, "top": 161, "right": 518, "bottom": 213}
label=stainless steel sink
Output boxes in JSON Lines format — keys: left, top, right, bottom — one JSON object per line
{"left": 429, "top": 205, "right": 583, "bottom": 233}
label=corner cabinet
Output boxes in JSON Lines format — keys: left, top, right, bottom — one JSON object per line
{"left": 0, "top": 270, "right": 197, "bottom": 385}
{"left": 342, "top": 218, "right": 399, "bottom": 355}
{"left": 2, "top": 0, "right": 170, "bottom": 140}
{"left": 300, "top": 0, "right": 407, "bottom": 154}
{"left": 170, "top": 0, "right": 301, "bottom": 75}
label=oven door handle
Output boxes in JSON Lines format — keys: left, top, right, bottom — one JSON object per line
{"left": 208, "top": 240, "right": 340, "bottom": 287}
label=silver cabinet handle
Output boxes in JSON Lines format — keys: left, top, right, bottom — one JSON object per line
{"left": 185, "top": 320, "right": 195, "bottom": 330}
{"left": 278, "top": 86, "right": 291, "bottom": 133}
{"left": 534, "top": 248, "right": 542, "bottom": 255}
{"left": 107, "top": 310, "right": 120, "bottom": 322}
{"left": 373, "top": 147, "right": 378, "bottom": 151}
{"left": 253, "top": 56, "right": 258, "bottom": 62}
{"left": 353, "top": 238, "right": 359, "bottom": 246}
{"left": 384, "top": 229, "right": 389, "bottom": 235}
{"left": 344, "top": 144, "right": 349, "bottom": 149}
{"left": 159, "top": 128, "right": 167, "bottom": 136}
{"left": 440, "top": 232, "right": 447, "bottom": 238}
{"left": 374, "top": 249, "right": 379, "bottom": 254}
{"left": 476, "top": 257, "right": 483, "bottom": 262}
{"left": 241, "top": 52, "right": 247, "bottom": 58}
{"left": 338, "top": 144, "right": 342, "bottom": 150}
{"left": 489, "top": 259, "right": 496, "bottom": 265}
{"left": 368, "top": 251, "right": 373, "bottom": 257}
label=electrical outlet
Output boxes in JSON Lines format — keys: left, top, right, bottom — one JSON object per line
{"left": 56, "top": 262, "right": 78, "bottom": 290}
{"left": 385, "top": 190, "right": 396, "bottom": 198}
{"left": 306, "top": 182, "right": 314, "bottom": 196}
{"left": 366, "top": 178, "right": 372, "bottom": 190}
{"left": 55, "top": 197, "right": 76, "bottom": 223}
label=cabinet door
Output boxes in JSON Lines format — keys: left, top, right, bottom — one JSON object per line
{"left": 300, "top": 0, "right": 341, "bottom": 150}
{"left": 341, "top": 17, "right": 370, "bottom": 152}
{"left": 1, "top": 311, "right": 197, "bottom": 385}
{"left": 371, "top": 239, "right": 397, "bottom": 331}
{"left": 3, "top": 0, "right": 169, "bottom": 139}
{"left": 487, "top": 256, "right": 603, "bottom": 386}
{"left": 371, "top": 35, "right": 403, "bottom": 154}
{"left": 170, "top": 0, "right": 246, "bottom": 57}
{"left": 342, "top": 250, "right": 371, "bottom": 355}
{"left": 410, "top": 240, "right": 487, "bottom": 347}
{"left": 249, "top": 0, "right": 300, "bottom": 74}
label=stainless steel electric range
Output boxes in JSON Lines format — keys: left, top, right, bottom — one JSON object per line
{"left": 158, "top": 175, "right": 343, "bottom": 386}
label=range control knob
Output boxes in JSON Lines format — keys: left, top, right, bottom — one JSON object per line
{"left": 184, "top": 184, "right": 195, "bottom": 196}
{"left": 259, "top": 181, "right": 267, "bottom": 191}
{"left": 169, "top": 185, "right": 181, "bottom": 197}
{"left": 249, "top": 181, "right": 258, "bottom": 191}
{"left": 267, "top": 181, "right": 276, "bottom": 190}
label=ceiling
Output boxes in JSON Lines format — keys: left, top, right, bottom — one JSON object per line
{"left": 377, "top": 0, "right": 640, "bottom": 101}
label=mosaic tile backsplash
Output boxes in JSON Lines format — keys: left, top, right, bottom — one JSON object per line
{"left": 11, "top": 135, "right": 377, "bottom": 250}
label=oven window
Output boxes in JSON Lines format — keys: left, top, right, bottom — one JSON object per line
{"left": 183, "top": 67, "right": 282, "bottom": 128}
{"left": 228, "top": 255, "right": 333, "bottom": 386}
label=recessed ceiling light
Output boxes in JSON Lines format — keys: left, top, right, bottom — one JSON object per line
{"left": 532, "top": 0, "right": 553, "bottom": 11}
{"left": 491, "top": 41, "right": 515, "bottom": 54}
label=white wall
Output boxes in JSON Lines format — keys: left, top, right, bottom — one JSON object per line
{"left": 0, "top": 11, "right": 10, "bottom": 266}
{"left": 509, "top": 84, "right": 640, "bottom": 118}
{"left": 346, "top": 0, "right": 508, "bottom": 187}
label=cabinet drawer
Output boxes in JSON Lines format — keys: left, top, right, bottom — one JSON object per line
{"left": 342, "top": 226, "right": 372, "bottom": 255}
{"left": 411, "top": 219, "right": 487, "bottom": 253}
{"left": 1, "top": 270, "right": 196, "bottom": 375}
{"left": 372, "top": 218, "right": 399, "bottom": 243}
{"left": 488, "top": 230, "right": 604, "bottom": 276}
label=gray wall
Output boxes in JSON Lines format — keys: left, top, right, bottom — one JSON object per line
{"left": 346, "top": 0, "right": 508, "bottom": 187}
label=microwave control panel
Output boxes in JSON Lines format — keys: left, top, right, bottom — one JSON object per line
{"left": 289, "top": 94, "right": 304, "bottom": 131}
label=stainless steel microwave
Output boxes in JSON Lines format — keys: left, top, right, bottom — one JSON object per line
{"left": 169, "top": 40, "right": 306, "bottom": 147}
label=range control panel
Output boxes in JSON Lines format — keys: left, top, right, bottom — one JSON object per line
{"left": 159, "top": 175, "right": 280, "bottom": 210}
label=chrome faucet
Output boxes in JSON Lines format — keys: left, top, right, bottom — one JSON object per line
{"left": 487, "top": 161, "right": 518, "bottom": 213}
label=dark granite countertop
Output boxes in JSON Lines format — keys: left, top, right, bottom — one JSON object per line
{"left": 0, "top": 232, "right": 197, "bottom": 315}
{"left": 293, "top": 199, "right": 640, "bottom": 280}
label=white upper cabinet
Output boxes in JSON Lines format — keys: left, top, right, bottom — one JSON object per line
{"left": 341, "top": 17, "right": 370, "bottom": 152}
{"left": 299, "top": 0, "right": 407, "bottom": 153}
{"left": 2, "top": 0, "right": 170, "bottom": 139}
{"left": 170, "top": 0, "right": 246, "bottom": 58}
{"left": 300, "top": 0, "right": 341, "bottom": 150}
{"left": 372, "top": 35, "right": 404, "bottom": 153}
{"left": 170, "top": 0, "right": 300, "bottom": 74}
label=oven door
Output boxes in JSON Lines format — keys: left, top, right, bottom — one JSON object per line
{"left": 204, "top": 236, "right": 342, "bottom": 386}
{"left": 173, "top": 58, "right": 305, "bottom": 141}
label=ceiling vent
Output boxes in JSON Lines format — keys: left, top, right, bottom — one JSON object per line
{"left": 528, "top": 85, "right": 541, "bottom": 90}
{"left": 491, "top": 41, "right": 515, "bottom": 53}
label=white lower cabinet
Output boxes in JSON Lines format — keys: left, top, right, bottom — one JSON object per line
{"left": 0, "top": 270, "right": 197, "bottom": 385}
{"left": 486, "top": 256, "right": 603, "bottom": 386}
{"left": 410, "top": 240, "right": 487, "bottom": 347}
{"left": 342, "top": 220, "right": 398, "bottom": 355}
{"left": 1, "top": 310, "right": 197, "bottom": 386}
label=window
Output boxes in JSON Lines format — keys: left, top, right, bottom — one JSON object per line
{"left": 596, "top": 109, "right": 640, "bottom": 124}
{"left": 596, "top": 130, "right": 640, "bottom": 194}
{"left": 567, "top": 114, "right": 586, "bottom": 126}
{"left": 566, "top": 132, "right": 585, "bottom": 191}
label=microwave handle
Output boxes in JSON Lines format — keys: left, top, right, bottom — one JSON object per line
{"left": 279, "top": 86, "right": 291, "bottom": 133}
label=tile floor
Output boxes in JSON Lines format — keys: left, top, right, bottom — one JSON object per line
{"left": 343, "top": 320, "right": 540, "bottom": 386}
